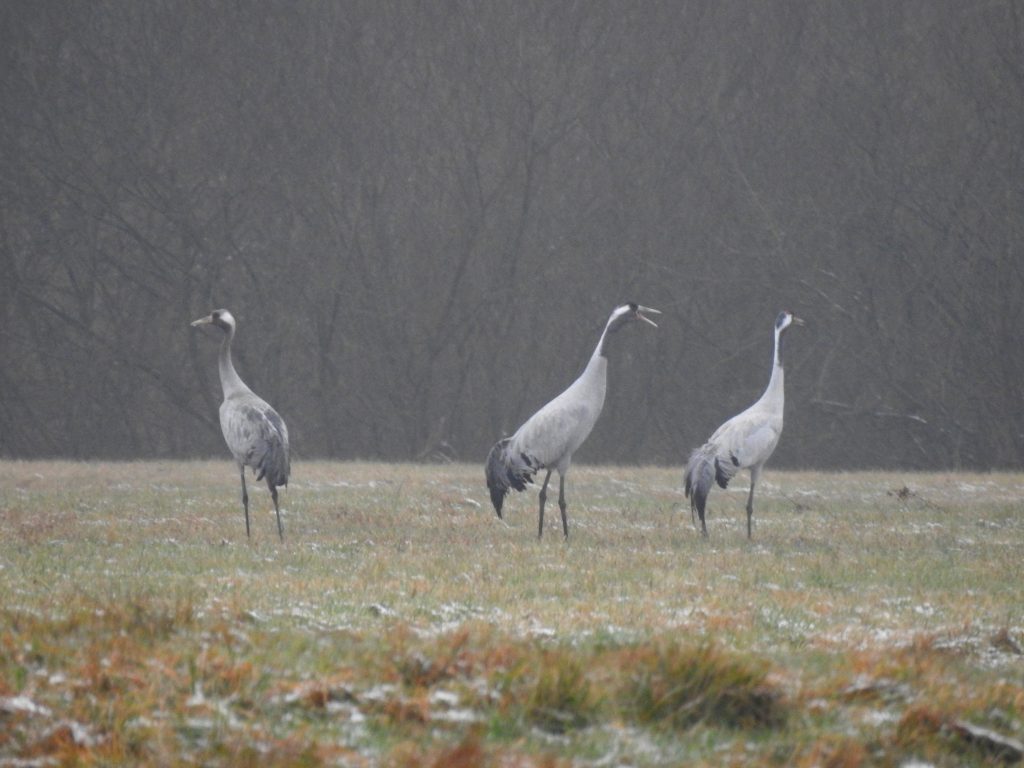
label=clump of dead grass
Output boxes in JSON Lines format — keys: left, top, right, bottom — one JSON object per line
{"left": 896, "top": 705, "right": 1024, "bottom": 766}
{"left": 788, "top": 736, "right": 870, "bottom": 768}
{"left": 383, "top": 728, "right": 569, "bottom": 768}
{"left": 525, "top": 651, "right": 599, "bottom": 734}
{"left": 619, "top": 640, "right": 786, "bottom": 730}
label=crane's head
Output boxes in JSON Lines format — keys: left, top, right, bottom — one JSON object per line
{"left": 598, "top": 303, "right": 660, "bottom": 356}
{"left": 611, "top": 302, "right": 661, "bottom": 330}
{"left": 775, "top": 310, "right": 804, "bottom": 333}
{"left": 191, "top": 309, "right": 236, "bottom": 334}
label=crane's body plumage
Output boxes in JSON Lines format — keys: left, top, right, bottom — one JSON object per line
{"left": 219, "top": 395, "right": 290, "bottom": 489}
{"left": 193, "top": 309, "right": 290, "bottom": 539}
{"left": 684, "top": 311, "right": 802, "bottom": 538}
{"left": 509, "top": 354, "right": 606, "bottom": 473}
{"left": 486, "top": 303, "right": 658, "bottom": 539}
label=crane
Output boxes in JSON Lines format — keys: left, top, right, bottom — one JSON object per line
{"left": 191, "top": 309, "right": 290, "bottom": 540}
{"left": 485, "top": 303, "right": 660, "bottom": 539}
{"left": 684, "top": 310, "right": 803, "bottom": 539}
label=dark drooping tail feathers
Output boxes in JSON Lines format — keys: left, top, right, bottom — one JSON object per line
{"left": 485, "top": 437, "right": 537, "bottom": 518}
{"left": 254, "top": 440, "right": 290, "bottom": 490}
{"left": 684, "top": 444, "right": 717, "bottom": 524}
{"left": 253, "top": 410, "right": 290, "bottom": 490}
{"left": 685, "top": 443, "right": 740, "bottom": 534}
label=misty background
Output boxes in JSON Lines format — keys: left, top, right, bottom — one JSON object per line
{"left": 1, "top": 2, "right": 1021, "bottom": 470}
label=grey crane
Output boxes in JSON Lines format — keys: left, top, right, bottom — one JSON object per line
{"left": 684, "top": 310, "right": 804, "bottom": 539}
{"left": 191, "top": 309, "right": 290, "bottom": 540}
{"left": 485, "top": 303, "right": 660, "bottom": 539}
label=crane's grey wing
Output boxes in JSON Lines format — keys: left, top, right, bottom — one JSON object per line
{"left": 704, "top": 414, "right": 753, "bottom": 488}
{"left": 221, "top": 399, "right": 290, "bottom": 488}
{"left": 714, "top": 417, "right": 780, "bottom": 472}
{"left": 734, "top": 423, "right": 781, "bottom": 468}
{"left": 512, "top": 401, "right": 591, "bottom": 470}
{"left": 687, "top": 415, "right": 776, "bottom": 509}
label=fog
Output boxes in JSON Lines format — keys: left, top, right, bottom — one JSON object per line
{"left": 2, "top": 2, "right": 1021, "bottom": 469}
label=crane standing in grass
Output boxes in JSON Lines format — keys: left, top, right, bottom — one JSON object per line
{"left": 684, "top": 310, "right": 804, "bottom": 539}
{"left": 192, "top": 309, "right": 290, "bottom": 540}
{"left": 486, "top": 303, "right": 661, "bottom": 539}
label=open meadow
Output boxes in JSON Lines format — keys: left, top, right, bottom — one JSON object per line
{"left": 1, "top": 461, "right": 1022, "bottom": 766}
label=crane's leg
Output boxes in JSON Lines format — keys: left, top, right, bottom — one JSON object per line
{"left": 557, "top": 473, "right": 568, "bottom": 540}
{"left": 537, "top": 470, "right": 552, "bottom": 540}
{"left": 746, "top": 466, "right": 761, "bottom": 539}
{"left": 270, "top": 482, "right": 284, "bottom": 541}
{"left": 239, "top": 465, "right": 251, "bottom": 539}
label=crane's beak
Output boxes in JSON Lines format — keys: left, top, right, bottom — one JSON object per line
{"left": 792, "top": 316, "right": 806, "bottom": 327}
{"left": 191, "top": 314, "right": 214, "bottom": 327}
{"left": 635, "top": 305, "right": 661, "bottom": 328}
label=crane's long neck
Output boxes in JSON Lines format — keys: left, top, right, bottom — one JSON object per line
{"left": 592, "top": 311, "right": 629, "bottom": 361}
{"left": 573, "top": 319, "right": 619, "bottom": 399}
{"left": 218, "top": 327, "right": 250, "bottom": 398}
{"left": 760, "top": 327, "right": 785, "bottom": 407}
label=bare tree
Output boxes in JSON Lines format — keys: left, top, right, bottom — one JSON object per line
{"left": 1, "top": 1, "right": 1021, "bottom": 469}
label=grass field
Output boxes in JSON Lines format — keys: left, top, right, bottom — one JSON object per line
{"left": 1, "top": 461, "right": 1022, "bottom": 766}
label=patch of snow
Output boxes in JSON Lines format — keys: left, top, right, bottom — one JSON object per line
{"left": 326, "top": 702, "right": 365, "bottom": 723}
{"left": 429, "top": 689, "right": 460, "bottom": 708}
{"left": 521, "top": 619, "right": 556, "bottom": 639}
{"left": 54, "top": 719, "right": 103, "bottom": 748}
{"left": 184, "top": 716, "right": 216, "bottom": 732}
{"left": 185, "top": 684, "right": 206, "bottom": 708}
{"left": 0, "top": 695, "right": 52, "bottom": 717}
{"left": 367, "top": 603, "right": 397, "bottom": 618}
{"left": 362, "top": 683, "right": 398, "bottom": 703}
{"left": 862, "top": 709, "right": 900, "bottom": 727}
{"left": 433, "top": 708, "right": 482, "bottom": 723}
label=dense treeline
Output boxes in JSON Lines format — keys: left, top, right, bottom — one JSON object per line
{"left": 2, "top": 1, "right": 1022, "bottom": 469}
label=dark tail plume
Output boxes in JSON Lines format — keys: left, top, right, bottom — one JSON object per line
{"left": 485, "top": 437, "right": 536, "bottom": 518}
{"left": 254, "top": 409, "right": 290, "bottom": 490}
{"left": 684, "top": 444, "right": 717, "bottom": 536}
{"left": 256, "top": 447, "right": 290, "bottom": 490}
{"left": 254, "top": 438, "right": 290, "bottom": 490}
